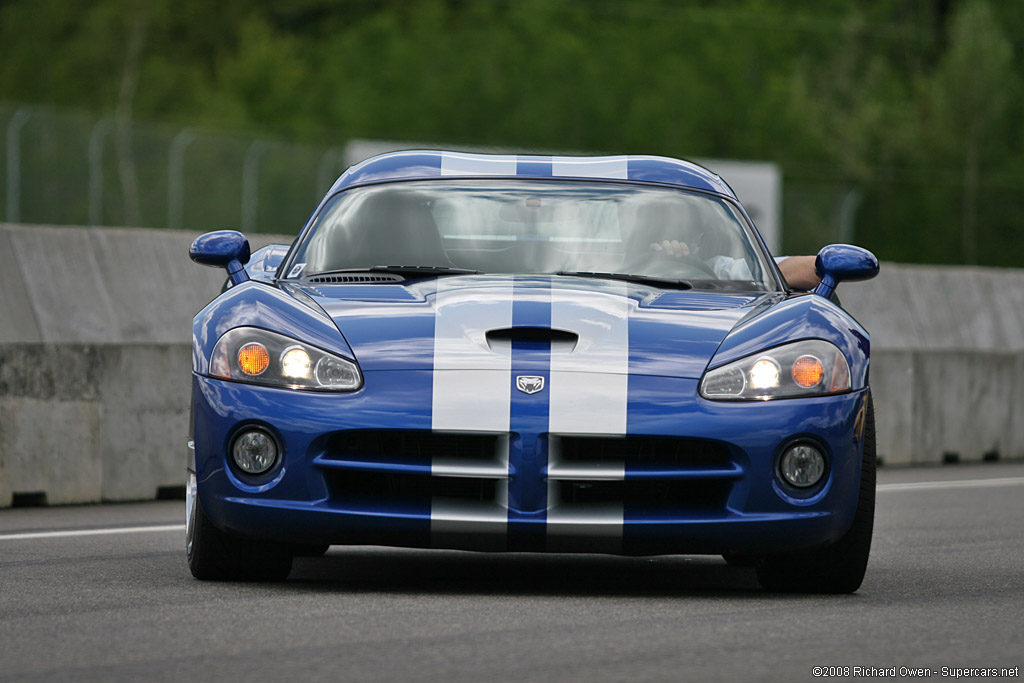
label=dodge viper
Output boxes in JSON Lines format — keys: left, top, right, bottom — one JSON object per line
{"left": 187, "top": 150, "right": 879, "bottom": 592}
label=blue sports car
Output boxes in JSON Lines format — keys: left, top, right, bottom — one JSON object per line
{"left": 187, "top": 151, "right": 879, "bottom": 592}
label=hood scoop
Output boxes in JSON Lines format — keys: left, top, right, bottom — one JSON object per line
{"left": 485, "top": 327, "right": 579, "bottom": 353}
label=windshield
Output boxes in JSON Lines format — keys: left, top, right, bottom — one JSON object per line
{"left": 285, "top": 180, "right": 778, "bottom": 290}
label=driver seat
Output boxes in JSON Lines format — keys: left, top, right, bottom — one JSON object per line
{"left": 331, "top": 191, "right": 451, "bottom": 269}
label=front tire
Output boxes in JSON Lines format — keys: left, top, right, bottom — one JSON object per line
{"left": 756, "top": 392, "right": 876, "bottom": 594}
{"left": 186, "top": 472, "right": 293, "bottom": 581}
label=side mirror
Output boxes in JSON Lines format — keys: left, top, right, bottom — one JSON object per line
{"left": 813, "top": 244, "right": 879, "bottom": 299}
{"left": 189, "top": 230, "right": 251, "bottom": 286}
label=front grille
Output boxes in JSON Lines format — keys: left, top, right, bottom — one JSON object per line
{"left": 556, "top": 435, "right": 732, "bottom": 470}
{"left": 549, "top": 435, "right": 738, "bottom": 514}
{"left": 557, "top": 479, "right": 732, "bottom": 510}
{"left": 323, "top": 430, "right": 498, "bottom": 464}
{"left": 318, "top": 430, "right": 506, "bottom": 509}
{"left": 316, "top": 431, "right": 738, "bottom": 516}
{"left": 325, "top": 470, "right": 496, "bottom": 505}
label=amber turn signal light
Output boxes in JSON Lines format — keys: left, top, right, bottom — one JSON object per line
{"left": 791, "top": 355, "right": 824, "bottom": 388}
{"left": 237, "top": 343, "right": 270, "bottom": 376}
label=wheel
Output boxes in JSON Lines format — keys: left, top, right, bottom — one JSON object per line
{"left": 186, "top": 471, "right": 293, "bottom": 581}
{"left": 756, "top": 392, "right": 876, "bottom": 594}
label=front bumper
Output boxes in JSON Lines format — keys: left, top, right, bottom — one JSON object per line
{"left": 191, "top": 371, "right": 868, "bottom": 556}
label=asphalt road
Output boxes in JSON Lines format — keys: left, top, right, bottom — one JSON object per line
{"left": 1, "top": 462, "right": 1021, "bottom": 682}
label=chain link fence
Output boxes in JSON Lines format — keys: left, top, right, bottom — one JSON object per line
{"left": 9, "top": 100, "right": 1009, "bottom": 260}
{"left": 1, "top": 103, "right": 348, "bottom": 236}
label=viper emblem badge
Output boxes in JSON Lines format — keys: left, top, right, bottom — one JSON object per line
{"left": 516, "top": 375, "right": 545, "bottom": 395}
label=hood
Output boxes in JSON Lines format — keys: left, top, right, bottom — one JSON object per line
{"left": 297, "top": 275, "right": 776, "bottom": 379}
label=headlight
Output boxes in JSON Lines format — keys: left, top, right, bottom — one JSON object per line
{"left": 700, "top": 340, "right": 850, "bottom": 401}
{"left": 210, "top": 327, "right": 362, "bottom": 391}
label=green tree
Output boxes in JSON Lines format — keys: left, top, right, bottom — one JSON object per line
{"left": 2, "top": 0, "right": 1024, "bottom": 266}
{"left": 925, "top": 0, "right": 1015, "bottom": 265}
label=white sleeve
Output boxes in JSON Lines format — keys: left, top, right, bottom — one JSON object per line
{"left": 707, "top": 255, "right": 753, "bottom": 280}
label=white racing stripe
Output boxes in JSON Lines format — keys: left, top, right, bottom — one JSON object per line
{"left": 545, "top": 504, "right": 625, "bottom": 553}
{"left": 441, "top": 152, "right": 517, "bottom": 177}
{"left": 552, "top": 156, "right": 629, "bottom": 180}
{"left": 548, "top": 284, "right": 631, "bottom": 435}
{"left": 878, "top": 477, "right": 1024, "bottom": 492}
{"left": 0, "top": 524, "right": 182, "bottom": 541}
{"left": 430, "top": 279, "right": 513, "bottom": 431}
{"left": 547, "top": 283, "right": 631, "bottom": 550}
{"left": 430, "top": 279, "right": 513, "bottom": 543}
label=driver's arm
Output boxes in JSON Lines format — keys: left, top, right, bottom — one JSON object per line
{"left": 776, "top": 255, "right": 820, "bottom": 290}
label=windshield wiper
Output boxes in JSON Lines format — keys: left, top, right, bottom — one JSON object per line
{"left": 555, "top": 271, "right": 693, "bottom": 290}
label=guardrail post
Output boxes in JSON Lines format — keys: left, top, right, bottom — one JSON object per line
{"left": 167, "top": 127, "right": 196, "bottom": 229}
{"left": 241, "top": 140, "right": 267, "bottom": 233}
{"left": 88, "top": 119, "right": 114, "bottom": 226}
{"left": 5, "top": 107, "right": 34, "bottom": 224}
{"left": 316, "top": 146, "right": 345, "bottom": 197}
{"left": 839, "top": 188, "right": 862, "bottom": 244}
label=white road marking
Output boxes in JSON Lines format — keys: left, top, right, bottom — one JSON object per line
{"left": 0, "top": 524, "right": 182, "bottom": 541}
{"left": 878, "top": 477, "right": 1024, "bottom": 492}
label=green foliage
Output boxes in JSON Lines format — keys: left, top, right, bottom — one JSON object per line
{"left": 1, "top": 0, "right": 1022, "bottom": 265}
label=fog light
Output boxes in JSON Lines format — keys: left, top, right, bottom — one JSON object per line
{"left": 232, "top": 429, "right": 278, "bottom": 475}
{"left": 779, "top": 443, "right": 825, "bottom": 488}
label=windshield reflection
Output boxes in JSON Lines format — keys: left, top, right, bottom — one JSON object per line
{"left": 287, "top": 180, "right": 776, "bottom": 291}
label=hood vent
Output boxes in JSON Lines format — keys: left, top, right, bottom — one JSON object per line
{"left": 308, "top": 273, "right": 404, "bottom": 284}
{"left": 486, "top": 327, "right": 579, "bottom": 353}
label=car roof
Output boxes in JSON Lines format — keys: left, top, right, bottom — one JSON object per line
{"left": 329, "top": 150, "right": 736, "bottom": 198}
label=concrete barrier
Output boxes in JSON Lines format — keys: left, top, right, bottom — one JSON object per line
{"left": 840, "top": 263, "right": 1024, "bottom": 465}
{"left": 0, "top": 223, "right": 293, "bottom": 507}
{"left": 840, "top": 263, "right": 1024, "bottom": 353}
{"left": 0, "top": 223, "right": 290, "bottom": 344}
{"left": 0, "top": 344, "right": 190, "bottom": 505}
{"left": 0, "top": 223, "right": 1021, "bottom": 506}
{"left": 867, "top": 350, "right": 1024, "bottom": 466}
